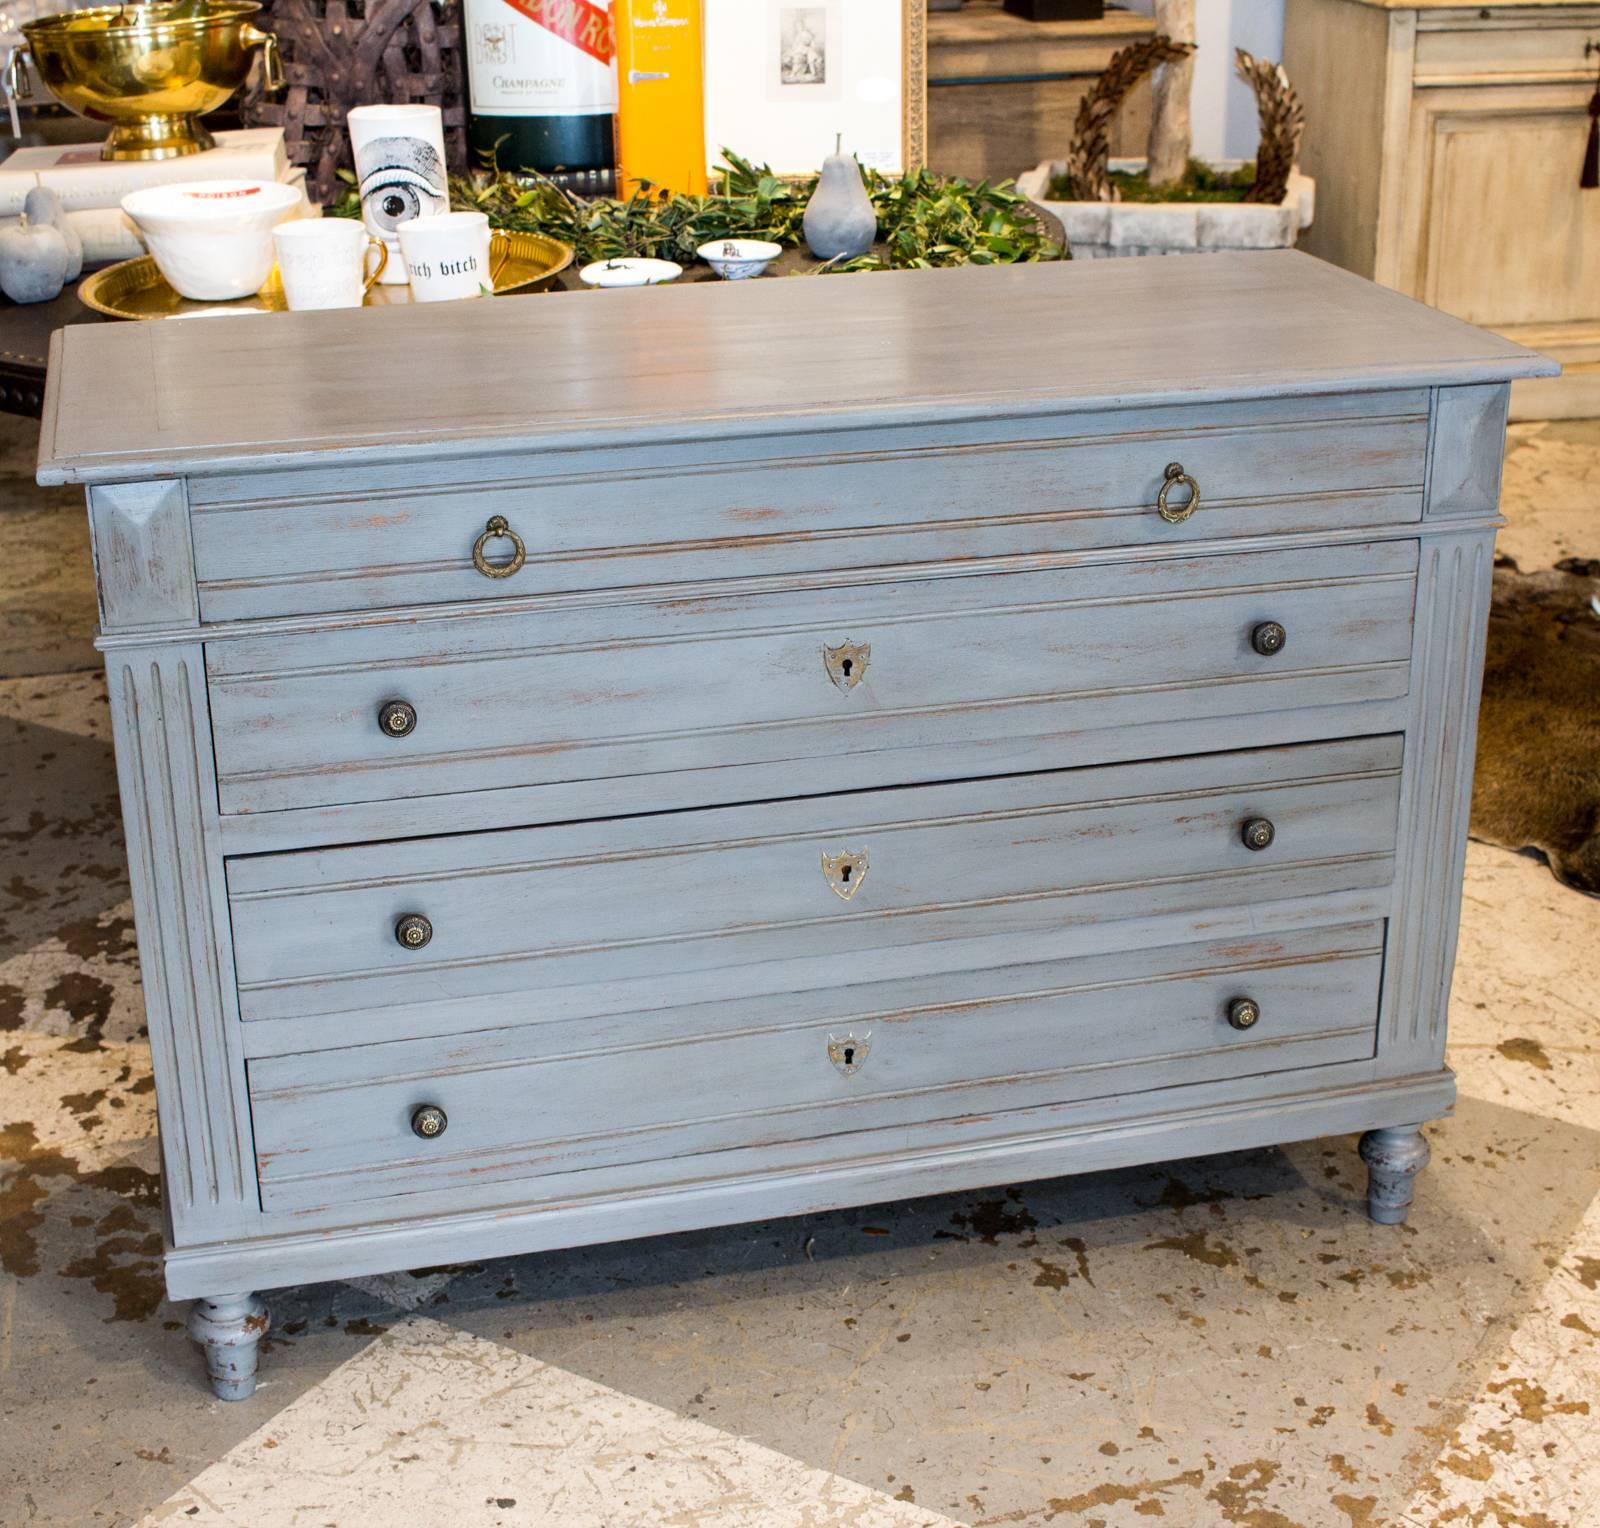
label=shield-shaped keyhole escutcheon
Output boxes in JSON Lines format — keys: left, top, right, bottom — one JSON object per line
{"left": 822, "top": 847, "right": 868, "bottom": 901}
{"left": 828, "top": 1030, "right": 871, "bottom": 1077}
{"left": 823, "top": 640, "right": 870, "bottom": 692}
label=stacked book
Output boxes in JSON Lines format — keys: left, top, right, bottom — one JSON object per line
{"left": 0, "top": 127, "right": 305, "bottom": 263}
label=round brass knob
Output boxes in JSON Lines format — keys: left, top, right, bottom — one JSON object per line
{"left": 411, "top": 1104, "right": 448, "bottom": 1139}
{"left": 394, "top": 913, "right": 432, "bottom": 950}
{"left": 1250, "top": 621, "right": 1287, "bottom": 657}
{"left": 378, "top": 699, "right": 417, "bottom": 738}
{"left": 1241, "top": 818, "right": 1275, "bottom": 851}
{"left": 1227, "top": 997, "right": 1261, "bottom": 1031}
{"left": 472, "top": 515, "right": 526, "bottom": 580}
{"left": 1156, "top": 461, "right": 1201, "bottom": 524}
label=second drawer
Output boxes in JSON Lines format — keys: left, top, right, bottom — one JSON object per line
{"left": 206, "top": 540, "right": 1417, "bottom": 816}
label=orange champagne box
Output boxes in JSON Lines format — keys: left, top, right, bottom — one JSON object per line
{"left": 616, "top": 0, "right": 707, "bottom": 197}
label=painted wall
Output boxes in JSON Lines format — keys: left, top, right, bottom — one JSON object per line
{"left": 1117, "top": 0, "right": 1286, "bottom": 163}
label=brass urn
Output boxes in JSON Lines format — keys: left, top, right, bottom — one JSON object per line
{"left": 13, "top": 1, "right": 283, "bottom": 162}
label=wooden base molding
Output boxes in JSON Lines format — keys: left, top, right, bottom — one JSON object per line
{"left": 168, "top": 1071, "right": 1457, "bottom": 1300}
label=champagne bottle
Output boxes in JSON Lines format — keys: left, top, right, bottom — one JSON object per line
{"left": 461, "top": 0, "right": 619, "bottom": 194}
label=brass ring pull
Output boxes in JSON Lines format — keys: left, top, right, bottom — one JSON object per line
{"left": 1156, "top": 462, "right": 1200, "bottom": 524}
{"left": 472, "top": 515, "right": 526, "bottom": 580}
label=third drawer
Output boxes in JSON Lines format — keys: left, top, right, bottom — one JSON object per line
{"left": 226, "top": 734, "right": 1403, "bottom": 1049}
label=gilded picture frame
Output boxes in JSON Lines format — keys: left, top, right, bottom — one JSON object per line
{"left": 902, "top": 0, "right": 927, "bottom": 171}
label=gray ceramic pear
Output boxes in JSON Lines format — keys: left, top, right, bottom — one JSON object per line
{"left": 23, "top": 186, "right": 82, "bottom": 282}
{"left": 803, "top": 136, "right": 877, "bottom": 261}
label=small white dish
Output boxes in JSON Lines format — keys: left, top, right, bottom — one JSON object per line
{"left": 121, "top": 179, "right": 304, "bottom": 301}
{"left": 578, "top": 257, "right": 683, "bottom": 288}
{"left": 696, "top": 238, "right": 782, "bottom": 280}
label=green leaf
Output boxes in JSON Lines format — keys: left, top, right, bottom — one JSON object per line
{"left": 429, "top": 149, "right": 1063, "bottom": 273}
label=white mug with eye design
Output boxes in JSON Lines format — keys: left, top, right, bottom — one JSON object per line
{"left": 346, "top": 104, "right": 449, "bottom": 284}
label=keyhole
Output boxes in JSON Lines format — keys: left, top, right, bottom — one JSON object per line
{"left": 841, "top": 658, "right": 853, "bottom": 677}
{"left": 843, "top": 1046, "right": 855, "bottom": 1066}
{"left": 840, "top": 864, "right": 852, "bottom": 884}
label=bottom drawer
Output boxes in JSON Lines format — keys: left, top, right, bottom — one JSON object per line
{"left": 249, "top": 921, "right": 1383, "bottom": 1214}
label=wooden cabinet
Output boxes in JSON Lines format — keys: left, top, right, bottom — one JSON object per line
{"left": 39, "top": 251, "right": 1550, "bottom": 1399}
{"left": 1286, "top": 0, "right": 1599, "bottom": 417}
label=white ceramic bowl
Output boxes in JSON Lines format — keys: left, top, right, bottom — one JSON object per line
{"left": 578, "top": 257, "right": 683, "bottom": 288}
{"left": 696, "top": 238, "right": 782, "bottom": 280}
{"left": 122, "top": 179, "right": 304, "bottom": 301}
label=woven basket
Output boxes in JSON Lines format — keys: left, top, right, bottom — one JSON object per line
{"left": 240, "top": 0, "right": 468, "bottom": 205}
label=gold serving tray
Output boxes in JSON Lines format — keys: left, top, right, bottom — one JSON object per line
{"left": 78, "top": 228, "right": 575, "bottom": 319}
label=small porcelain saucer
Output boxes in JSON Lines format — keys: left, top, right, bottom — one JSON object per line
{"left": 579, "top": 257, "right": 683, "bottom": 288}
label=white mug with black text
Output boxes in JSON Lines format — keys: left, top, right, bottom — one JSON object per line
{"left": 397, "top": 210, "right": 496, "bottom": 302}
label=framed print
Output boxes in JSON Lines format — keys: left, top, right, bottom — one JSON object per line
{"left": 703, "top": 0, "right": 928, "bottom": 177}
{"left": 775, "top": 5, "right": 837, "bottom": 99}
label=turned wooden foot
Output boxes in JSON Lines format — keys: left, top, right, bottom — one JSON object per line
{"left": 189, "top": 1292, "right": 269, "bottom": 1400}
{"left": 1359, "top": 1124, "right": 1431, "bottom": 1225}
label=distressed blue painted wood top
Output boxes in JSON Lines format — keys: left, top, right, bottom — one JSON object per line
{"left": 38, "top": 251, "right": 1555, "bottom": 486}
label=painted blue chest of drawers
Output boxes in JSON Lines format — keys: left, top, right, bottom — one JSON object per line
{"left": 38, "top": 251, "right": 1555, "bottom": 1398}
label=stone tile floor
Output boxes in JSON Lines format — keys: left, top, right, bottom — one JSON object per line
{"left": 0, "top": 416, "right": 1596, "bottom": 1527}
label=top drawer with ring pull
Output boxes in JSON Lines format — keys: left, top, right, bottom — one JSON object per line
{"left": 187, "top": 391, "right": 1430, "bottom": 622}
